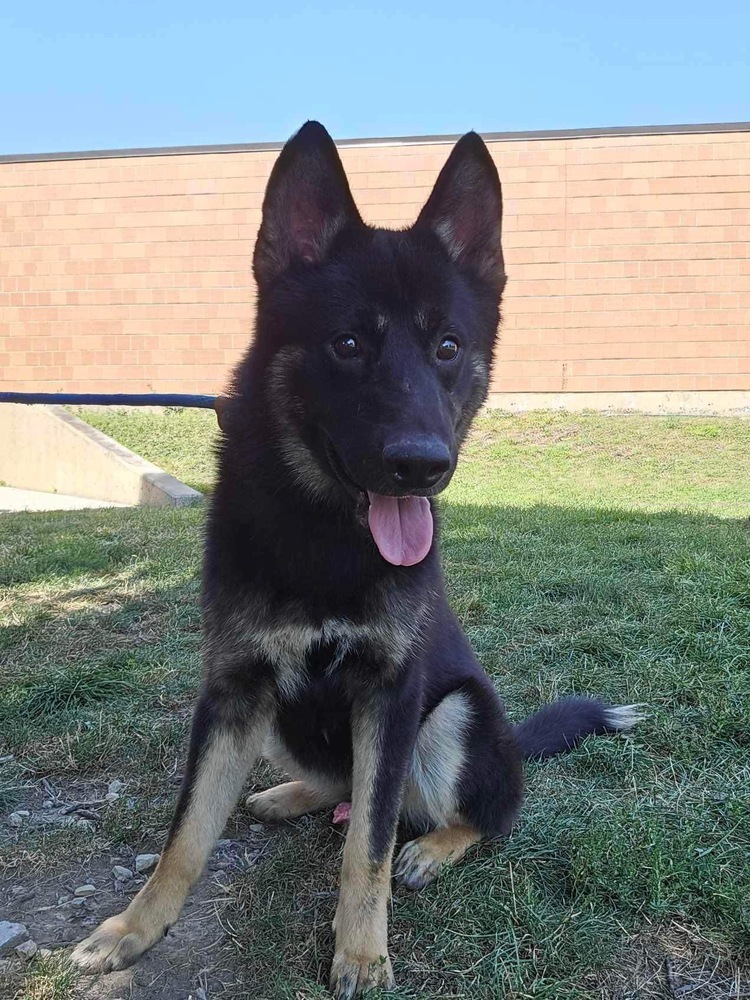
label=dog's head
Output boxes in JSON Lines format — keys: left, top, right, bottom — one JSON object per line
{"left": 243, "top": 121, "right": 505, "bottom": 566}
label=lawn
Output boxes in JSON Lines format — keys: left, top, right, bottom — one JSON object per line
{"left": 1, "top": 409, "right": 749, "bottom": 1000}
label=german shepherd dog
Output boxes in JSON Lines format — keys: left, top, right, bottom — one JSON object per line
{"left": 72, "top": 122, "right": 640, "bottom": 996}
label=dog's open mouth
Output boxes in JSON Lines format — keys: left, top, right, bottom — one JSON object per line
{"left": 323, "top": 436, "right": 434, "bottom": 567}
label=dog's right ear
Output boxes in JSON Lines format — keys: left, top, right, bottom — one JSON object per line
{"left": 253, "top": 121, "right": 362, "bottom": 288}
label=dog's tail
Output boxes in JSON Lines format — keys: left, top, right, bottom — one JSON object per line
{"left": 514, "top": 697, "right": 645, "bottom": 760}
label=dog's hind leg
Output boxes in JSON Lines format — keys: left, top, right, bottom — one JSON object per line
{"left": 71, "top": 675, "right": 273, "bottom": 973}
{"left": 396, "top": 683, "right": 523, "bottom": 890}
{"left": 246, "top": 780, "right": 347, "bottom": 822}
{"left": 246, "top": 725, "right": 350, "bottom": 822}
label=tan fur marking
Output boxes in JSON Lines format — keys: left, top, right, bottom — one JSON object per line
{"left": 206, "top": 584, "right": 430, "bottom": 704}
{"left": 246, "top": 780, "right": 346, "bottom": 822}
{"left": 71, "top": 714, "right": 270, "bottom": 973}
{"left": 403, "top": 690, "right": 472, "bottom": 828}
{"left": 267, "top": 346, "right": 338, "bottom": 502}
{"left": 330, "top": 704, "right": 394, "bottom": 996}
{"left": 395, "top": 822, "right": 481, "bottom": 890}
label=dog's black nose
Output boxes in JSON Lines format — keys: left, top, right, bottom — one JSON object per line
{"left": 382, "top": 438, "right": 451, "bottom": 491}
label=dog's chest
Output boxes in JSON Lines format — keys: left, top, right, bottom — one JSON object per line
{"left": 259, "top": 614, "right": 410, "bottom": 698}
{"left": 207, "top": 591, "right": 424, "bottom": 696}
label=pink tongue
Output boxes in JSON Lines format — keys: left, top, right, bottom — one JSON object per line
{"left": 367, "top": 493, "right": 433, "bottom": 566}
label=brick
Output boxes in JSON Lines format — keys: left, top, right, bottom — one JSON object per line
{"left": 3, "top": 130, "right": 750, "bottom": 394}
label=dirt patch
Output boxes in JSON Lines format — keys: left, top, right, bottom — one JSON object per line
{"left": 1, "top": 776, "right": 276, "bottom": 1000}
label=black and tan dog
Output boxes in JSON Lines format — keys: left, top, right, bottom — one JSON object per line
{"left": 72, "top": 122, "right": 640, "bottom": 997}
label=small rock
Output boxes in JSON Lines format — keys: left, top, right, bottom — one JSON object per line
{"left": 105, "top": 792, "right": 120, "bottom": 803}
{"left": 7, "top": 812, "right": 23, "bottom": 828}
{"left": 113, "top": 865, "right": 133, "bottom": 881}
{"left": 71, "top": 898, "right": 87, "bottom": 908}
{"left": 41, "top": 800, "right": 54, "bottom": 809}
{"left": 15, "top": 939, "right": 38, "bottom": 960}
{"left": 249, "top": 823, "right": 265, "bottom": 833}
{"left": 108, "top": 779, "right": 124, "bottom": 795}
{"left": 135, "top": 853, "right": 159, "bottom": 873}
{"left": 0, "top": 921, "right": 29, "bottom": 955}
{"left": 57, "top": 895, "right": 71, "bottom": 905}
{"left": 38, "top": 948, "right": 53, "bottom": 959}
{"left": 74, "top": 884, "right": 96, "bottom": 898}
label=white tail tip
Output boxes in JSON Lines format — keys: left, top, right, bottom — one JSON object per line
{"left": 603, "top": 704, "right": 647, "bottom": 731}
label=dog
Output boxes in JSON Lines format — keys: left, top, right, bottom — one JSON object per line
{"left": 72, "top": 122, "right": 640, "bottom": 997}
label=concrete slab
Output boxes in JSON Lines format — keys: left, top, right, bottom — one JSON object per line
{"left": 0, "top": 404, "right": 203, "bottom": 506}
{"left": 0, "top": 486, "right": 128, "bottom": 512}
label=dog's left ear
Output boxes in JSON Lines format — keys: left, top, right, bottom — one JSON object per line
{"left": 415, "top": 132, "right": 505, "bottom": 294}
{"left": 253, "top": 121, "right": 362, "bottom": 287}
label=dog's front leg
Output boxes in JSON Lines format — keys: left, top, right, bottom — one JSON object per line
{"left": 71, "top": 670, "right": 273, "bottom": 972}
{"left": 330, "top": 682, "right": 420, "bottom": 999}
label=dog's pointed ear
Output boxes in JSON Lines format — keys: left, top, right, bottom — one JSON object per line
{"left": 253, "top": 121, "right": 362, "bottom": 287}
{"left": 415, "top": 132, "right": 505, "bottom": 293}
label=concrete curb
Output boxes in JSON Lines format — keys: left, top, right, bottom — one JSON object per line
{"left": 0, "top": 404, "right": 203, "bottom": 507}
{"left": 484, "top": 389, "right": 750, "bottom": 416}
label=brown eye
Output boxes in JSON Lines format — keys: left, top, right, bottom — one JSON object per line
{"left": 332, "top": 335, "right": 359, "bottom": 359}
{"left": 436, "top": 336, "right": 460, "bottom": 361}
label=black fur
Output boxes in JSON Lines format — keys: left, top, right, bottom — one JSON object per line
{"left": 515, "top": 697, "right": 629, "bottom": 759}
{"left": 202, "top": 121, "right": 633, "bottom": 842}
{"left": 192, "top": 122, "right": 637, "bottom": 991}
{"left": 70, "top": 122, "right": 640, "bottom": 998}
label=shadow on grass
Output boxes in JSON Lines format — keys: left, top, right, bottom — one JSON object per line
{"left": 1, "top": 500, "right": 749, "bottom": 997}
{"left": 0, "top": 504, "right": 203, "bottom": 588}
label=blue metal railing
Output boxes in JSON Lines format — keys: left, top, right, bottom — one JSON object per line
{"left": 0, "top": 392, "right": 217, "bottom": 408}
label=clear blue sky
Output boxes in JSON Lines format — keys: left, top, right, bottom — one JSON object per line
{"left": 2, "top": 1, "right": 748, "bottom": 154}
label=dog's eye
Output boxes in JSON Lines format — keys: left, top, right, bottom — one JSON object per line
{"left": 436, "top": 336, "right": 460, "bottom": 361}
{"left": 332, "top": 335, "right": 359, "bottom": 359}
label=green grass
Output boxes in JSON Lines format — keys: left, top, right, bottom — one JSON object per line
{"left": 8, "top": 954, "right": 77, "bottom": 1000}
{"left": 1, "top": 409, "right": 749, "bottom": 998}
{"left": 73, "top": 406, "right": 218, "bottom": 494}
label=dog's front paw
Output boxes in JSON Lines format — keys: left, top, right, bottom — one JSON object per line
{"left": 330, "top": 949, "right": 394, "bottom": 998}
{"left": 70, "top": 913, "right": 161, "bottom": 973}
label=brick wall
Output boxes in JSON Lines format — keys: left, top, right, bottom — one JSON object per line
{"left": 1, "top": 126, "right": 749, "bottom": 401}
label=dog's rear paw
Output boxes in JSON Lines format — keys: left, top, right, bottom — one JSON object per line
{"left": 395, "top": 824, "right": 480, "bottom": 891}
{"left": 394, "top": 838, "right": 442, "bottom": 890}
{"left": 330, "top": 950, "right": 394, "bottom": 999}
{"left": 70, "top": 914, "right": 158, "bottom": 973}
{"left": 246, "top": 780, "right": 340, "bottom": 822}
{"left": 245, "top": 787, "right": 293, "bottom": 822}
